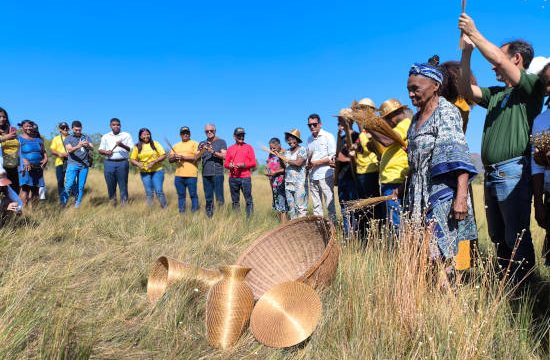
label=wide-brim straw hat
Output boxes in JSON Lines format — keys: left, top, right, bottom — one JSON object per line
{"left": 379, "top": 98, "right": 408, "bottom": 119}
{"left": 250, "top": 281, "right": 322, "bottom": 348}
{"left": 236, "top": 216, "right": 339, "bottom": 300}
{"left": 332, "top": 108, "right": 353, "bottom": 119}
{"left": 0, "top": 169, "right": 12, "bottom": 186}
{"left": 284, "top": 129, "right": 302, "bottom": 143}
{"left": 357, "top": 97, "right": 377, "bottom": 110}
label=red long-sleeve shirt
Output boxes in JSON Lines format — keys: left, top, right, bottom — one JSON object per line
{"left": 224, "top": 143, "right": 257, "bottom": 178}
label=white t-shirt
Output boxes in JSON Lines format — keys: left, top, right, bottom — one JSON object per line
{"left": 99, "top": 131, "right": 134, "bottom": 160}
{"left": 531, "top": 108, "right": 550, "bottom": 192}
{"left": 307, "top": 128, "right": 336, "bottom": 181}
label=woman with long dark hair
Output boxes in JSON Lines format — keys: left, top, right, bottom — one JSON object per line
{"left": 18, "top": 120, "right": 48, "bottom": 205}
{"left": 130, "top": 128, "right": 167, "bottom": 208}
{"left": 0, "top": 107, "right": 20, "bottom": 193}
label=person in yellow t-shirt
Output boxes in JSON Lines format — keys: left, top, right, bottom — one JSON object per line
{"left": 169, "top": 126, "right": 201, "bottom": 213}
{"left": 370, "top": 99, "right": 411, "bottom": 227}
{"left": 49, "top": 122, "right": 72, "bottom": 199}
{"left": 0, "top": 107, "right": 20, "bottom": 193}
{"left": 130, "top": 128, "right": 167, "bottom": 208}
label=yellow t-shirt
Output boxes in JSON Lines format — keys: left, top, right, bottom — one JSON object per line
{"left": 379, "top": 118, "right": 411, "bottom": 184}
{"left": 130, "top": 141, "right": 165, "bottom": 173}
{"left": 50, "top": 134, "right": 68, "bottom": 167}
{"left": 1, "top": 132, "right": 19, "bottom": 168}
{"left": 356, "top": 132, "right": 379, "bottom": 174}
{"left": 171, "top": 140, "right": 199, "bottom": 177}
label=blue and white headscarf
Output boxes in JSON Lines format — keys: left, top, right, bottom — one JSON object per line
{"left": 409, "top": 63, "right": 444, "bottom": 84}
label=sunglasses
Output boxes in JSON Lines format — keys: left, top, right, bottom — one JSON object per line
{"left": 307, "top": 122, "right": 319, "bottom": 128}
{"left": 60, "top": 127, "right": 69, "bottom": 130}
{"left": 205, "top": 129, "right": 215, "bottom": 133}
{"left": 181, "top": 132, "right": 190, "bottom": 135}
{"left": 236, "top": 134, "right": 245, "bottom": 138}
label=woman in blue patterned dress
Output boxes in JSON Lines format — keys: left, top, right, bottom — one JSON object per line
{"left": 404, "top": 63, "right": 478, "bottom": 261}
{"left": 283, "top": 129, "right": 308, "bottom": 220}
{"left": 18, "top": 120, "right": 48, "bottom": 205}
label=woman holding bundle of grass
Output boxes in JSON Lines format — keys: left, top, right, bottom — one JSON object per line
{"left": 130, "top": 128, "right": 167, "bottom": 208}
{"left": 403, "top": 63, "right": 478, "bottom": 263}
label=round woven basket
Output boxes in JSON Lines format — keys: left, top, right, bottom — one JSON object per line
{"left": 236, "top": 216, "right": 339, "bottom": 300}
{"left": 147, "top": 256, "right": 222, "bottom": 303}
{"left": 250, "top": 281, "right": 322, "bottom": 348}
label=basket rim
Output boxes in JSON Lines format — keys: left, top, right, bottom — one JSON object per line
{"left": 236, "top": 215, "right": 336, "bottom": 279}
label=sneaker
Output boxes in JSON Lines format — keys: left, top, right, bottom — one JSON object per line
{"left": 74, "top": 202, "right": 81, "bottom": 209}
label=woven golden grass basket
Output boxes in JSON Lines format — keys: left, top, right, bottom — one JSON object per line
{"left": 250, "top": 281, "right": 322, "bottom": 348}
{"left": 147, "top": 256, "right": 222, "bottom": 304}
{"left": 236, "top": 216, "right": 339, "bottom": 300}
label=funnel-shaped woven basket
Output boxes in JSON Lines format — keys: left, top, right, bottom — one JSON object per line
{"left": 236, "top": 216, "right": 339, "bottom": 300}
{"left": 250, "top": 281, "right": 322, "bottom": 348}
{"left": 147, "top": 256, "right": 222, "bottom": 303}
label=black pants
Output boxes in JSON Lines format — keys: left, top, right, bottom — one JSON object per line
{"left": 5, "top": 167, "right": 19, "bottom": 194}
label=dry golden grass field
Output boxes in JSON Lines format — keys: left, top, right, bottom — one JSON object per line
{"left": 0, "top": 169, "right": 549, "bottom": 359}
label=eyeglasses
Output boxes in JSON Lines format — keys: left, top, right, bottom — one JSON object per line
{"left": 307, "top": 122, "right": 319, "bottom": 128}
{"left": 205, "top": 129, "right": 215, "bottom": 133}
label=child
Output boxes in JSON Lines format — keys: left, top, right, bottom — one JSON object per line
{"left": 265, "top": 137, "right": 288, "bottom": 223}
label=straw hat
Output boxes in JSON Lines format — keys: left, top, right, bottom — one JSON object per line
{"left": 333, "top": 108, "right": 353, "bottom": 119}
{"left": 0, "top": 168, "right": 12, "bottom": 187}
{"left": 357, "top": 98, "right": 377, "bottom": 110}
{"left": 284, "top": 129, "right": 302, "bottom": 143}
{"left": 379, "top": 98, "right": 407, "bottom": 119}
{"left": 250, "top": 281, "right": 322, "bottom": 348}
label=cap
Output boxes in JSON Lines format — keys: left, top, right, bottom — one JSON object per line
{"left": 180, "top": 126, "right": 190, "bottom": 133}
{"left": 58, "top": 122, "right": 69, "bottom": 129}
{"left": 234, "top": 127, "right": 246, "bottom": 135}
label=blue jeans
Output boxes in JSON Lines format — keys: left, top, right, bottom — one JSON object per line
{"left": 203, "top": 174, "right": 225, "bottom": 217}
{"left": 61, "top": 163, "right": 89, "bottom": 206}
{"left": 140, "top": 170, "right": 167, "bottom": 208}
{"left": 229, "top": 177, "right": 253, "bottom": 217}
{"left": 174, "top": 176, "right": 199, "bottom": 212}
{"left": 338, "top": 174, "right": 358, "bottom": 237}
{"left": 484, "top": 156, "right": 535, "bottom": 280}
{"left": 381, "top": 183, "right": 401, "bottom": 227}
{"left": 56, "top": 164, "right": 78, "bottom": 201}
{"left": 104, "top": 160, "right": 129, "bottom": 203}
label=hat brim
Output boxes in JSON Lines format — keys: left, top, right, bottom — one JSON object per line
{"left": 381, "top": 105, "right": 408, "bottom": 119}
{"left": 284, "top": 132, "right": 302, "bottom": 143}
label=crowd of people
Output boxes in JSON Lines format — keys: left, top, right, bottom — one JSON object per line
{"left": 1, "top": 14, "right": 550, "bottom": 282}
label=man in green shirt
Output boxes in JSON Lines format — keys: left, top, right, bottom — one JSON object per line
{"left": 459, "top": 13, "right": 545, "bottom": 282}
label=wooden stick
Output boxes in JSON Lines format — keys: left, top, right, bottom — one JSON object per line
{"left": 344, "top": 195, "right": 395, "bottom": 211}
{"left": 459, "top": 0, "right": 467, "bottom": 49}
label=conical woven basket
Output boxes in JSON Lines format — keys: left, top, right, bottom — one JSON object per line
{"left": 206, "top": 265, "right": 254, "bottom": 349}
{"left": 147, "top": 256, "right": 222, "bottom": 303}
{"left": 250, "top": 281, "right": 322, "bottom": 348}
{"left": 236, "top": 216, "right": 339, "bottom": 300}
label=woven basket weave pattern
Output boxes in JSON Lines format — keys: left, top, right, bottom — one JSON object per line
{"left": 206, "top": 265, "right": 254, "bottom": 349}
{"left": 147, "top": 256, "right": 222, "bottom": 303}
{"left": 250, "top": 281, "right": 322, "bottom": 348}
{"left": 237, "top": 216, "right": 339, "bottom": 300}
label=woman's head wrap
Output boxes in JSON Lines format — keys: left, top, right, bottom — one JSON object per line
{"left": 409, "top": 63, "right": 444, "bottom": 84}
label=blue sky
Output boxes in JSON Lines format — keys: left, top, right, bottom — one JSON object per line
{"left": 1, "top": 0, "right": 549, "bottom": 159}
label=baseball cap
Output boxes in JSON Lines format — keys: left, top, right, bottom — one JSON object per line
{"left": 234, "top": 127, "right": 245, "bottom": 135}
{"left": 58, "top": 122, "right": 69, "bottom": 129}
{"left": 180, "top": 126, "right": 190, "bottom": 133}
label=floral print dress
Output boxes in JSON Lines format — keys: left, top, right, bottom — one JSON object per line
{"left": 267, "top": 153, "right": 288, "bottom": 213}
{"left": 284, "top": 146, "right": 308, "bottom": 219}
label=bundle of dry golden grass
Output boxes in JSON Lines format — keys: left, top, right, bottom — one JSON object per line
{"left": 531, "top": 131, "right": 550, "bottom": 155}
{"left": 344, "top": 195, "right": 395, "bottom": 211}
{"left": 349, "top": 100, "right": 407, "bottom": 149}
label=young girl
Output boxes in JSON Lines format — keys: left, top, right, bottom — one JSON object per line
{"left": 130, "top": 128, "right": 167, "bottom": 208}
{"left": 265, "top": 137, "right": 288, "bottom": 222}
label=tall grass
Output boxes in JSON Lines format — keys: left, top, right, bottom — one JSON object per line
{"left": 0, "top": 169, "right": 548, "bottom": 358}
